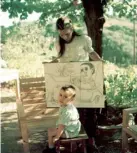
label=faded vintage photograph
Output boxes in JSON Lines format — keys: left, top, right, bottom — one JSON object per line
{"left": 1, "top": 0, "right": 137, "bottom": 152}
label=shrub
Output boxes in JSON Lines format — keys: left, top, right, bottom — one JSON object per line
{"left": 105, "top": 66, "right": 137, "bottom": 108}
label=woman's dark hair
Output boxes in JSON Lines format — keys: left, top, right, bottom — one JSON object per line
{"left": 56, "top": 17, "right": 80, "bottom": 57}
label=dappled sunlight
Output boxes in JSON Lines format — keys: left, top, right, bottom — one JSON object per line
{"left": 104, "top": 66, "right": 137, "bottom": 107}
{"left": 104, "top": 62, "right": 122, "bottom": 77}
{"left": 102, "top": 18, "right": 137, "bottom": 66}
{"left": 1, "top": 112, "right": 18, "bottom": 124}
{"left": 1, "top": 88, "right": 17, "bottom": 114}
{"left": 102, "top": 33, "right": 133, "bottom": 66}
{"left": 29, "top": 131, "right": 47, "bottom": 143}
{"left": 104, "top": 18, "right": 134, "bottom": 29}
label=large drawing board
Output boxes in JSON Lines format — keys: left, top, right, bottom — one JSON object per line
{"left": 43, "top": 61, "right": 105, "bottom": 108}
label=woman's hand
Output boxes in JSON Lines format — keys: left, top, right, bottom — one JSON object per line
{"left": 42, "top": 57, "right": 59, "bottom": 64}
{"left": 51, "top": 59, "right": 59, "bottom": 63}
{"left": 51, "top": 56, "right": 60, "bottom": 63}
{"left": 89, "top": 52, "right": 102, "bottom": 61}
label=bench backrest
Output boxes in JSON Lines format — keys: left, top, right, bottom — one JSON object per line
{"left": 20, "top": 77, "right": 47, "bottom": 119}
{"left": 20, "top": 77, "right": 59, "bottom": 121}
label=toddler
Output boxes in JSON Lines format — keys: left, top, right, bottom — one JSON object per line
{"left": 42, "top": 85, "right": 81, "bottom": 153}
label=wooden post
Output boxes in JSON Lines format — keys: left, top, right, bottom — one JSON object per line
{"left": 122, "top": 109, "right": 129, "bottom": 150}
{"left": 122, "top": 130, "right": 128, "bottom": 151}
{"left": 15, "top": 78, "right": 20, "bottom": 99}
{"left": 133, "top": 20, "right": 136, "bottom": 64}
{"left": 20, "top": 121, "right": 30, "bottom": 153}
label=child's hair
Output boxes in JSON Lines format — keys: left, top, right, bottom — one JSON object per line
{"left": 56, "top": 17, "right": 80, "bottom": 57}
{"left": 61, "top": 85, "right": 76, "bottom": 98}
{"left": 81, "top": 62, "right": 95, "bottom": 74}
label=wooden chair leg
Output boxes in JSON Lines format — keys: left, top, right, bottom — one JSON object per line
{"left": 55, "top": 140, "right": 61, "bottom": 153}
{"left": 70, "top": 141, "right": 77, "bottom": 153}
{"left": 122, "top": 130, "right": 128, "bottom": 151}
{"left": 22, "top": 141, "right": 30, "bottom": 153}
{"left": 20, "top": 121, "right": 30, "bottom": 153}
{"left": 70, "top": 141, "right": 73, "bottom": 153}
{"left": 83, "top": 140, "right": 87, "bottom": 153}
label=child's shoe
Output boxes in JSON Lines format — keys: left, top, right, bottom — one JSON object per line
{"left": 42, "top": 147, "right": 56, "bottom": 153}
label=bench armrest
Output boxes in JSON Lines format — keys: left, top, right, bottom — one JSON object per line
{"left": 122, "top": 107, "right": 137, "bottom": 128}
{"left": 123, "top": 107, "right": 137, "bottom": 114}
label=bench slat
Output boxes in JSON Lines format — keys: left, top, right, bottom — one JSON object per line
{"left": 21, "top": 83, "right": 45, "bottom": 88}
{"left": 20, "top": 77, "right": 44, "bottom": 83}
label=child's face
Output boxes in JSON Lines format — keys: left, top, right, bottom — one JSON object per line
{"left": 58, "top": 89, "right": 74, "bottom": 106}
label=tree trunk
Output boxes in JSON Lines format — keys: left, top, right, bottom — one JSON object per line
{"left": 81, "top": 0, "right": 105, "bottom": 57}
{"left": 81, "top": 0, "right": 108, "bottom": 126}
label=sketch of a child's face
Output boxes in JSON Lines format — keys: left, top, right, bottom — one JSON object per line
{"left": 80, "top": 65, "right": 93, "bottom": 80}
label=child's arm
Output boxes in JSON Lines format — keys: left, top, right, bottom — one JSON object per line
{"left": 53, "top": 124, "right": 65, "bottom": 142}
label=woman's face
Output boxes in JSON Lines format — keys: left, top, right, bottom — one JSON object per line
{"left": 58, "top": 28, "right": 73, "bottom": 42}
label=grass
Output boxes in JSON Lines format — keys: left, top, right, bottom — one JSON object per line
{"left": 103, "top": 18, "right": 137, "bottom": 66}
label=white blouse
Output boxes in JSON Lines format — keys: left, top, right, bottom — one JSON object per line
{"left": 57, "top": 35, "right": 94, "bottom": 62}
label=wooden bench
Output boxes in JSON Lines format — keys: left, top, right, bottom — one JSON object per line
{"left": 16, "top": 77, "right": 59, "bottom": 153}
{"left": 122, "top": 107, "right": 137, "bottom": 151}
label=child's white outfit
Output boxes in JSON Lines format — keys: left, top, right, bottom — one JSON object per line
{"left": 56, "top": 103, "right": 81, "bottom": 138}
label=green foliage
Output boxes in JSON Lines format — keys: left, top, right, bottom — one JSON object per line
{"left": 105, "top": 66, "right": 137, "bottom": 108}
{"left": 4, "top": 0, "right": 137, "bottom": 23}
{"left": 102, "top": 24, "right": 137, "bottom": 66}
{"left": 1, "top": 0, "right": 84, "bottom": 23}
{"left": 1, "top": 0, "right": 85, "bottom": 44}
{"left": 2, "top": 0, "right": 85, "bottom": 40}
{"left": 1, "top": 22, "right": 58, "bottom": 77}
{"left": 111, "top": 0, "right": 137, "bottom": 21}
{"left": 1, "top": 24, "right": 20, "bottom": 43}
{"left": 2, "top": 0, "right": 136, "bottom": 47}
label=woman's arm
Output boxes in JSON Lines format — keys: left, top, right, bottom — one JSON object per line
{"left": 84, "top": 35, "right": 102, "bottom": 61}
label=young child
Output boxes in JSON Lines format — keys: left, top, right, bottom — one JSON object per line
{"left": 42, "top": 85, "right": 81, "bottom": 153}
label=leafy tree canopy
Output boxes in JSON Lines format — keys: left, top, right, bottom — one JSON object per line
{"left": 1, "top": 0, "right": 136, "bottom": 51}
{"left": 1, "top": 0, "right": 85, "bottom": 38}
{"left": 1, "top": 0, "right": 84, "bottom": 23}
{"left": 1, "top": 0, "right": 137, "bottom": 21}
{"left": 108, "top": 0, "right": 137, "bottom": 21}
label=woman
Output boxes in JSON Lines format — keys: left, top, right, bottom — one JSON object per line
{"left": 53, "top": 16, "right": 101, "bottom": 62}
{"left": 53, "top": 16, "right": 102, "bottom": 152}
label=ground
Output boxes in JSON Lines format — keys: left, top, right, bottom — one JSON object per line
{"left": 1, "top": 88, "right": 137, "bottom": 153}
